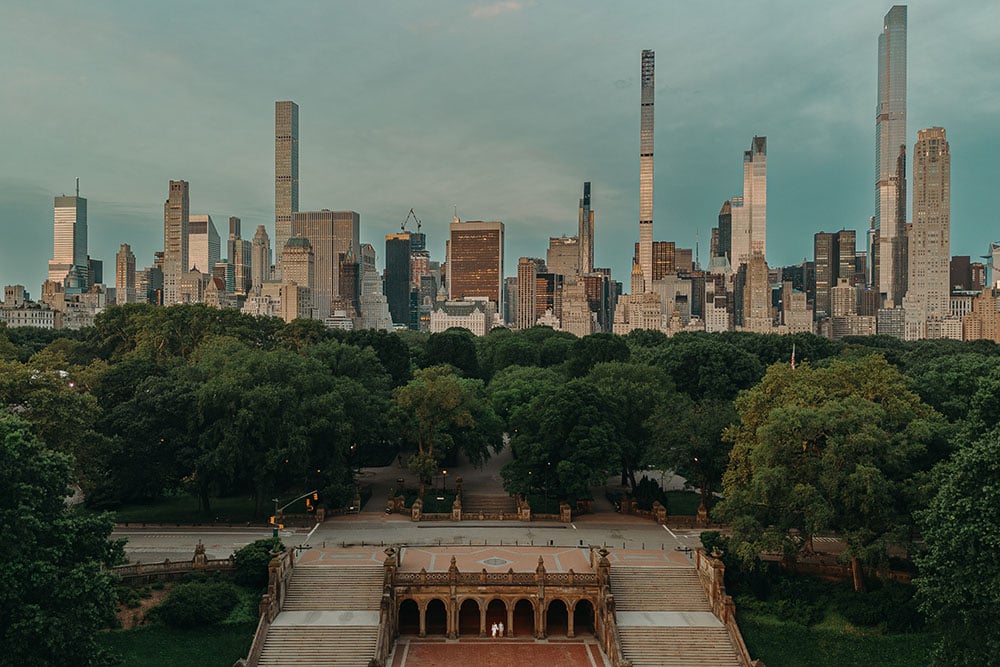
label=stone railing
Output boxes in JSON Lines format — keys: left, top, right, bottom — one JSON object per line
{"left": 694, "top": 549, "right": 765, "bottom": 667}
{"left": 394, "top": 568, "right": 598, "bottom": 587}
{"left": 111, "top": 556, "right": 234, "bottom": 582}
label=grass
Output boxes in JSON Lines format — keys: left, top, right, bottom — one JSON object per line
{"left": 665, "top": 490, "right": 706, "bottom": 516}
{"left": 98, "top": 622, "right": 257, "bottom": 667}
{"left": 109, "top": 493, "right": 311, "bottom": 525}
{"left": 739, "top": 607, "right": 935, "bottom": 666}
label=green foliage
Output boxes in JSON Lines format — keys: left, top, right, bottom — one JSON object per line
{"left": 233, "top": 538, "right": 286, "bottom": 589}
{"left": 424, "top": 329, "right": 480, "bottom": 377}
{"left": 716, "top": 356, "right": 945, "bottom": 583}
{"left": 0, "top": 414, "right": 124, "bottom": 667}
{"left": 565, "top": 333, "right": 630, "bottom": 377}
{"left": 649, "top": 332, "right": 764, "bottom": 401}
{"left": 152, "top": 581, "right": 241, "bottom": 629}
{"left": 631, "top": 476, "right": 668, "bottom": 511}
{"left": 98, "top": 622, "right": 256, "bottom": 667}
{"left": 916, "top": 429, "right": 1000, "bottom": 666}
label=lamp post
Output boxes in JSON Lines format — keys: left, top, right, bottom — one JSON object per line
{"left": 442, "top": 469, "right": 448, "bottom": 493}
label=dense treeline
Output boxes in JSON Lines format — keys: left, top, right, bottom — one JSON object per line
{"left": 2, "top": 306, "right": 999, "bottom": 664}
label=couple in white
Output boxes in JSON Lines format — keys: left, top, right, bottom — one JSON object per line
{"left": 490, "top": 621, "right": 505, "bottom": 638}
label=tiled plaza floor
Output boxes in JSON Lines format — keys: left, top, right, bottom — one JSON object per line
{"left": 390, "top": 637, "right": 609, "bottom": 667}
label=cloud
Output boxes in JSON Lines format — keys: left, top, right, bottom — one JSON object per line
{"left": 470, "top": 1, "right": 522, "bottom": 19}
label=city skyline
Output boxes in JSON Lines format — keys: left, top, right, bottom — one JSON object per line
{"left": 1, "top": 1, "right": 998, "bottom": 294}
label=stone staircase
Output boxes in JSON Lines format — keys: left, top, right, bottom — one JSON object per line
{"left": 609, "top": 566, "right": 711, "bottom": 611}
{"left": 282, "top": 565, "right": 384, "bottom": 610}
{"left": 609, "top": 566, "right": 740, "bottom": 667}
{"left": 257, "top": 626, "right": 378, "bottom": 666}
{"left": 256, "top": 565, "right": 384, "bottom": 667}
{"left": 617, "top": 627, "right": 740, "bottom": 667}
{"left": 461, "top": 493, "right": 516, "bottom": 515}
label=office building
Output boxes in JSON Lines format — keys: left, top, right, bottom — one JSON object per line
{"left": 274, "top": 101, "right": 299, "bottom": 276}
{"left": 904, "top": 127, "right": 951, "bottom": 340}
{"left": 547, "top": 236, "right": 579, "bottom": 279}
{"left": 715, "top": 201, "right": 732, "bottom": 261}
{"left": 188, "top": 214, "right": 220, "bottom": 274}
{"left": 638, "top": 49, "right": 655, "bottom": 291}
{"left": 385, "top": 232, "right": 412, "bottom": 326}
{"left": 115, "top": 244, "right": 136, "bottom": 305}
{"left": 730, "top": 137, "right": 768, "bottom": 269}
{"left": 875, "top": 6, "right": 908, "bottom": 306}
{"left": 448, "top": 219, "right": 504, "bottom": 310}
{"left": 814, "top": 230, "right": 857, "bottom": 319}
{"left": 163, "top": 180, "right": 190, "bottom": 305}
{"left": 48, "top": 184, "right": 88, "bottom": 292}
{"left": 291, "top": 210, "right": 360, "bottom": 320}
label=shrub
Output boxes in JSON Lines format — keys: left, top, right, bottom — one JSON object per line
{"left": 632, "top": 477, "right": 668, "bottom": 511}
{"left": 233, "top": 538, "right": 285, "bottom": 589}
{"left": 153, "top": 581, "right": 240, "bottom": 629}
{"left": 834, "top": 579, "right": 924, "bottom": 632}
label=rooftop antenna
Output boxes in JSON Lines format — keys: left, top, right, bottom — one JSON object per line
{"left": 76, "top": 177, "right": 79, "bottom": 197}
{"left": 452, "top": 204, "right": 459, "bottom": 224}
{"left": 695, "top": 229, "right": 700, "bottom": 271}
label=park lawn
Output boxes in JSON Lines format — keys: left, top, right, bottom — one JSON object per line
{"left": 665, "top": 490, "right": 705, "bottom": 516}
{"left": 99, "top": 622, "right": 257, "bottom": 667}
{"left": 739, "top": 609, "right": 935, "bottom": 667}
{"left": 110, "top": 493, "right": 310, "bottom": 525}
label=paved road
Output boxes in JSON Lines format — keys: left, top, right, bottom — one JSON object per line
{"left": 113, "top": 513, "right": 706, "bottom": 563}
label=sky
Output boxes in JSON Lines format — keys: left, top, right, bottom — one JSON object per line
{"left": 1, "top": 1, "right": 998, "bottom": 295}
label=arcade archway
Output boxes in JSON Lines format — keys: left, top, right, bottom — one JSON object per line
{"left": 425, "top": 598, "right": 447, "bottom": 636}
{"left": 545, "top": 599, "right": 569, "bottom": 637}
{"left": 513, "top": 598, "right": 535, "bottom": 637}
{"left": 398, "top": 599, "right": 419, "bottom": 635}
{"left": 573, "top": 599, "right": 595, "bottom": 635}
{"left": 458, "top": 599, "right": 481, "bottom": 636}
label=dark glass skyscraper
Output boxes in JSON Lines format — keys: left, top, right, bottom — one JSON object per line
{"left": 384, "top": 232, "right": 412, "bottom": 326}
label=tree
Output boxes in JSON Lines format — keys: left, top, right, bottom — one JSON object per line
{"left": 393, "top": 365, "right": 501, "bottom": 478}
{"left": 648, "top": 397, "right": 737, "bottom": 512}
{"left": 0, "top": 414, "right": 124, "bottom": 666}
{"left": 486, "top": 365, "right": 563, "bottom": 427}
{"left": 565, "top": 333, "right": 630, "bottom": 377}
{"left": 502, "top": 379, "right": 623, "bottom": 501}
{"left": 916, "top": 430, "right": 1000, "bottom": 666}
{"left": 424, "top": 329, "right": 480, "bottom": 378}
{"left": 585, "top": 362, "right": 675, "bottom": 490}
{"left": 716, "top": 356, "right": 944, "bottom": 591}
{"left": 650, "top": 333, "right": 764, "bottom": 401}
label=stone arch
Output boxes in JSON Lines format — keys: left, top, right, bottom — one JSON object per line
{"left": 512, "top": 598, "right": 535, "bottom": 637}
{"left": 545, "top": 598, "right": 569, "bottom": 637}
{"left": 425, "top": 598, "right": 448, "bottom": 636}
{"left": 458, "top": 598, "right": 481, "bottom": 636}
{"left": 485, "top": 599, "right": 507, "bottom": 635}
{"left": 398, "top": 598, "right": 419, "bottom": 635}
{"left": 572, "top": 598, "right": 595, "bottom": 635}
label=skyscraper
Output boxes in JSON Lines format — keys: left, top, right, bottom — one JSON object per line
{"left": 115, "top": 243, "right": 136, "bottom": 305}
{"left": 48, "top": 183, "right": 88, "bottom": 292}
{"left": 384, "top": 232, "right": 412, "bottom": 326}
{"left": 516, "top": 257, "right": 538, "bottom": 329}
{"left": 227, "top": 217, "right": 253, "bottom": 295}
{"left": 715, "top": 201, "right": 732, "bottom": 262}
{"left": 291, "top": 210, "right": 360, "bottom": 320}
{"left": 730, "top": 137, "right": 767, "bottom": 269}
{"left": 813, "top": 230, "right": 857, "bottom": 320}
{"left": 448, "top": 219, "right": 504, "bottom": 310}
{"left": 578, "top": 182, "right": 594, "bottom": 276}
{"left": 546, "top": 236, "right": 579, "bottom": 279}
{"left": 875, "top": 5, "right": 907, "bottom": 306}
{"left": 251, "top": 225, "right": 272, "bottom": 288}
{"left": 162, "top": 180, "right": 190, "bottom": 305}
{"left": 188, "top": 214, "right": 220, "bottom": 274}
{"left": 638, "top": 50, "right": 655, "bottom": 291}
{"left": 274, "top": 100, "right": 299, "bottom": 276}
{"left": 904, "top": 127, "right": 951, "bottom": 340}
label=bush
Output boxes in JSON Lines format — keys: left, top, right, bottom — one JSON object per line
{"left": 632, "top": 477, "right": 668, "bottom": 511}
{"left": 834, "top": 580, "right": 924, "bottom": 632}
{"left": 152, "top": 581, "right": 240, "bottom": 629}
{"left": 233, "top": 538, "right": 285, "bottom": 589}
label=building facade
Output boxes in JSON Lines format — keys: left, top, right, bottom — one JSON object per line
{"left": 274, "top": 100, "right": 299, "bottom": 277}
{"left": 115, "top": 243, "right": 136, "bottom": 305}
{"left": 162, "top": 180, "right": 190, "bottom": 305}
{"left": 448, "top": 219, "right": 504, "bottom": 312}
{"left": 637, "top": 49, "right": 655, "bottom": 291}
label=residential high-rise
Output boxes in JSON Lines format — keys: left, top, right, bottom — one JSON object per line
{"left": 634, "top": 241, "right": 676, "bottom": 281}
{"left": 115, "top": 243, "right": 136, "bottom": 305}
{"left": 516, "top": 257, "right": 538, "bottom": 329}
{"left": 813, "top": 230, "right": 857, "bottom": 319}
{"left": 251, "top": 225, "right": 272, "bottom": 288}
{"left": 48, "top": 182, "right": 88, "bottom": 292}
{"left": 281, "top": 237, "right": 315, "bottom": 320}
{"left": 448, "top": 219, "right": 504, "bottom": 310}
{"left": 715, "top": 201, "right": 732, "bottom": 262}
{"left": 875, "top": 5, "right": 907, "bottom": 306}
{"left": 188, "top": 214, "right": 220, "bottom": 274}
{"left": 730, "top": 137, "right": 767, "bottom": 269}
{"left": 274, "top": 101, "right": 299, "bottom": 276}
{"left": 291, "top": 210, "right": 359, "bottom": 321}
{"left": 162, "top": 180, "right": 190, "bottom": 305}
{"left": 904, "top": 127, "right": 951, "bottom": 340}
{"left": 638, "top": 49, "right": 655, "bottom": 291}
{"left": 578, "top": 182, "right": 594, "bottom": 276}
{"left": 384, "top": 232, "right": 412, "bottom": 326}
{"left": 227, "top": 217, "right": 253, "bottom": 295}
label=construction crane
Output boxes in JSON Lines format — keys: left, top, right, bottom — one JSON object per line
{"left": 401, "top": 208, "right": 421, "bottom": 233}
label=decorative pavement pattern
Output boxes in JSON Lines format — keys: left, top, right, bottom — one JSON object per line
{"left": 390, "top": 638, "right": 611, "bottom": 667}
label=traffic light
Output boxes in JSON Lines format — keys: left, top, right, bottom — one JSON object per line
{"left": 312, "top": 492, "right": 319, "bottom": 501}
{"left": 269, "top": 515, "right": 276, "bottom": 525}
{"left": 305, "top": 498, "right": 313, "bottom": 512}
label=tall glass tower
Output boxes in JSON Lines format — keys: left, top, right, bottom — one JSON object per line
{"left": 48, "top": 184, "right": 88, "bottom": 292}
{"left": 275, "top": 100, "right": 299, "bottom": 278}
{"left": 638, "top": 50, "right": 654, "bottom": 292}
{"left": 875, "top": 5, "right": 907, "bottom": 306}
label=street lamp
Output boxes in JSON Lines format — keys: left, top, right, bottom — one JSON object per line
{"left": 441, "top": 469, "right": 448, "bottom": 493}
